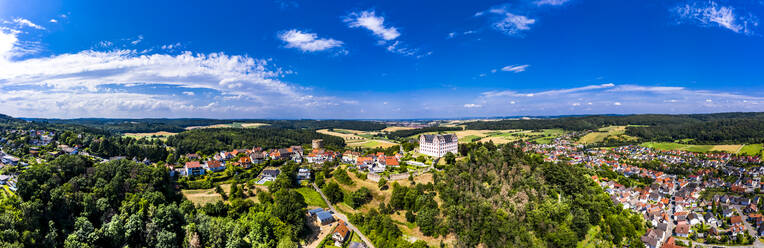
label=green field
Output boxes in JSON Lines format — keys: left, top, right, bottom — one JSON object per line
{"left": 640, "top": 142, "right": 751, "bottom": 154}
{"left": 641, "top": 142, "right": 715, "bottom": 152}
{"left": 296, "top": 187, "right": 328, "bottom": 208}
{"left": 740, "top": 144, "right": 764, "bottom": 156}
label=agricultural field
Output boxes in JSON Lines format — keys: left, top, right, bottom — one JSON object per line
{"left": 381, "top": 126, "right": 416, "bottom": 132}
{"left": 640, "top": 142, "right": 749, "bottom": 153}
{"left": 318, "top": 129, "right": 397, "bottom": 149}
{"left": 577, "top": 126, "right": 638, "bottom": 144}
{"left": 408, "top": 129, "right": 564, "bottom": 144}
{"left": 123, "top": 131, "right": 177, "bottom": 140}
{"left": 184, "top": 122, "right": 269, "bottom": 130}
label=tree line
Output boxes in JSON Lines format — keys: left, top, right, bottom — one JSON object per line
{"left": 166, "top": 128, "right": 345, "bottom": 155}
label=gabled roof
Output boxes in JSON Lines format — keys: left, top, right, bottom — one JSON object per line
{"left": 185, "top": 161, "right": 202, "bottom": 168}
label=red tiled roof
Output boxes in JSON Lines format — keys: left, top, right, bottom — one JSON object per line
{"left": 186, "top": 161, "right": 202, "bottom": 168}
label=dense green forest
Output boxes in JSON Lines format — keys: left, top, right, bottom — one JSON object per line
{"left": 166, "top": 128, "right": 345, "bottom": 155}
{"left": 0, "top": 155, "right": 308, "bottom": 248}
{"left": 385, "top": 126, "right": 463, "bottom": 140}
{"left": 465, "top": 112, "right": 764, "bottom": 144}
{"left": 27, "top": 118, "right": 386, "bottom": 133}
{"left": 436, "top": 143, "right": 645, "bottom": 247}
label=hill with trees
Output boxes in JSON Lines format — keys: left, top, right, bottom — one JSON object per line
{"left": 0, "top": 155, "right": 308, "bottom": 248}
{"left": 166, "top": 127, "right": 345, "bottom": 155}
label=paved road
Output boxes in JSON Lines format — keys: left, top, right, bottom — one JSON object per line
{"left": 312, "top": 183, "right": 376, "bottom": 248}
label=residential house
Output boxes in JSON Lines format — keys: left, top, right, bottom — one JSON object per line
{"left": 297, "top": 168, "right": 311, "bottom": 181}
{"left": 332, "top": 220, "right": 351, "bottom": 247}
{"left": 238, "top": 156, "right": 252, "bottom": 168}
{"left": 674, "top": 221, "right": 690, "bottom": 237}
{"left": 262, "top": 169, "right": 280, "bottom": 180}
{"left": 185, "top": 161, "right": 205, "bottom": 176}
{"left": 205, "top": 160, "right": 225, "bottom": 172}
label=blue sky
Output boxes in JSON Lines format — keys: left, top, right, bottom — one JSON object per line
{"left": 0, "top": 0, "right": 762, "bottom": 119}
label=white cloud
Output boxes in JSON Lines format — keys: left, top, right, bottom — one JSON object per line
{"left": 0, "top": 28, "right": 360, "bottom": 118}
{"left": 674, "top": 1, "right": 759, "bottom": 35}
{"left": 472, "top": 83, "right": 764, "bottom": 117}
{"left": 49, "top": 19, "right": 58, "bottom": 23}
{"left": 534, "top": 0, "right": 570, "bottom": 6}
{"left": 12, "top": 18, "right": 45, "bottom": 30}
{"left": 344, "top": 10, "right": 400, "bottom": 41}
{"left": 278, "top": 29, "right": 344, "bottom": 52}
{"left": 464, "top": 103, "right": 482, "bottom": 108}
{"left": 182, "top": 91, "right": 195, "bottom": 96}
{"left": 480, "top": 7, "right": 536, "bottom": 36}
{"left": 501, "top": 64, "right": 530, "bottom": 73}
{"left": 130, "top": 35, "right": 144, "bottom": 45}
{"left": 161, "top": 42, "right": 182, "bottom": 50}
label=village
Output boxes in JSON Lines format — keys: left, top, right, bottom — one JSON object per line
{"left": 525, "top": 135, "right": 764, "bottom": 247}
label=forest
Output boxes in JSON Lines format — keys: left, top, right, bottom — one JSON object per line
{"left": 385, "top": 126, "right": 463, "bottom": 140}
{"left": 464, "top": 112, "right": 764, "bottom": 144}
{"left": 0, "top": 155, "right": 308, "bottom": 248}
{"left": 436, "top": 142, "right": 645, "bottom": 247}
{"left": 166, "top": 128, "right": 346, "bottom": 155}
{"left": 26, "top": 118, "right": 387, "bottom": 133}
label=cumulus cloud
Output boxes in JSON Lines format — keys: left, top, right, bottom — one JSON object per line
{"left": 278, "top": 29, "right": 344, "bottom": 52}
{"left": 344, "top": 10, "right": 428, "bottom": 57}
{"left": 344, "top": 10, "right": 400, "bottom": 41}
{"left": 501, "top": 64, "right": 530, "bottom": 73}
{"left": 477, "top": 6, "right": 536, "bottom": 36}
{"left": 0, "top": 27, "right": 357, "bottom": 118}
{"left": 49, "top": 19, "right": 58, "bottom": 23}
{"left": 673, "top": 1, "right": 759, "bottom": 35}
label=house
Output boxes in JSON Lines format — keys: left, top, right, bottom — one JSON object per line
{"left": 641, "top": 229, "right": 662, "bottom": 248}
{"left": 185, "top": 161, "right": 205, "bottom": 176}
{"left": 1, "top": 155, "right": 19, "bottom": 166}
{"left": 674, "top": 221, "right": 690, "bottom": 237}
{"left": 704, "top": 212, "right": 718, "bottom": 226}
{"left": 205, "top": 160, "right": 225, "bottom": 172}
{"left": 758, "top": 224, "right": 764, "bottom": 236}
{"left": 730, "top": 215, "right": 742, "bottom": 225}
{"left": 186, "top": 153, "right": 201, "bottom": 160}
{"left": 250, "top": 152, "right": 265, "bottom": 164}
{"left": 297, "top": 168, "right": 311, "bottom": 181}
{"left": 308, "top": 208, "right": 324, "bottom": 216}
{"left": 262, "top": 169, "right": 280, "bottom": 180}
{"left": 316, "top": 211, "right": 334, "bottom": 225}
{"left": 332, "top": 220, "right": 351, "bottom": 246}
{"left": 418, "top": 134, "right": 458, "bottom": 157}
{"left": 238, "top": 156, "right": 252, "bottom": 168}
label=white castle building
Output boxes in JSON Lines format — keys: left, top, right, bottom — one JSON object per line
{"left": 419, "top": 134, "right": 458, "bottom": 157}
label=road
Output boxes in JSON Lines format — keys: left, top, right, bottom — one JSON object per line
{"left": 312, "top": 183, "right": 376, "bottom": 248}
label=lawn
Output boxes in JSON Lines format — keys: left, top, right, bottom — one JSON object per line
{"left": 296, "top": 187, "right": 328, "bottom": 208}
{"left": 740, "top": 144, "right": 763, "bottom": 156}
